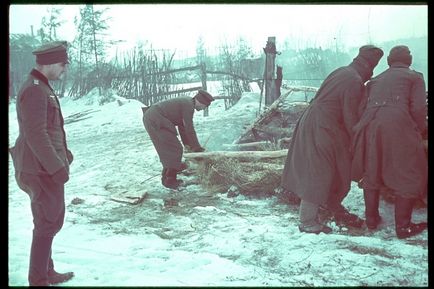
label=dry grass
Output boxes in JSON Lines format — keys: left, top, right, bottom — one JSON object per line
{"left": 193, "top": 158, "right": 283, "bottom": 195}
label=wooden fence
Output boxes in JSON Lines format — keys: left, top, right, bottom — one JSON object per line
{"left": 122, "top": 62, "right": 254, "bottom": 116}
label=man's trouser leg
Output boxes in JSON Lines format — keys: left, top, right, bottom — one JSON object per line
{"left": 28, "top": 234, "right": 53, "bottom": 286}
{"left": 299, "top": 200, "right": 319, "bottom": 226}
{"left": 363, "top": 189, "right": 382, "bottom": 229}
{"left": 299, "top": 199, "right": 332, "bottom": 234}
{"left": 18, "top": 172, "right": 66, "bottom": 286}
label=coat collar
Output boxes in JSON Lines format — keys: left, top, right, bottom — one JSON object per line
{"left": 389, "top": 62, "right": 410, "bottom": 68}
{"left": 349, "top": 57, "right": 373, "bottom": 83}
{"left": 30, "top": 69, "right": 51, "bottom": 88}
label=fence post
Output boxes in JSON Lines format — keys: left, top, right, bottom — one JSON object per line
{"left": 263, "top": 36, "right": 278, "bottom": 106}
{"left": 200, "top": 62, "right": 209, "bottom": 117}
{"left": 275, "top": 65, "right": 282, "bottom": 99}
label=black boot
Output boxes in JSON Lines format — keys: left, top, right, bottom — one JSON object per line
{"left": 395, "top": 196, "right": 427, "bottom": 239}
{"left": 28, "top": 234, "right": 53, "bottom": 286}
{"left": 47, "top": 253, "right": 74, "bottom": 285}
{"left": 327, "top": 203, "right": 364, "bottom": 228}
{"left": 162, "top": 168, "right": 183, "bottom": 189}
{"left": 363, "top": 189, "right": 382, "bottom": 230}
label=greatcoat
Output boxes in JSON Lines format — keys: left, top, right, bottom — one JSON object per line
{"left": 281, "top": 59, "right": 372, "bottom": 206}
{"left": 351, "top": 63, "right": 427, "bottom": 199}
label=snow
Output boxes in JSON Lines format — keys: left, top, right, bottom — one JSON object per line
{"left": 8, "top": 85, "right": 427, "bottom": 286}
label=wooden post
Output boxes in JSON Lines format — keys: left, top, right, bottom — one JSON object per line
{"left": 200, "top": 62, "right": 209, "bottom": 117}
{"left": 263, "top": 36, "right": 277, "bottom": 106}
{"left": 275, "top": 65, "right": 283, "bottom": 99}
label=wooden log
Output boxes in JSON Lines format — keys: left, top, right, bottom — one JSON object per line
{"left": 222, "top": 141, "right": 271, "bottom": 149}
{"left": 235, "top": 90, "right": 308, "bottom": 144}
{"left": 184, "top": 150, "right": 287, "bottom": 163}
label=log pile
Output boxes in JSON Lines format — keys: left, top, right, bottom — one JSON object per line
{"left": 235, "top": 87, "right": 314, "bottom": 149}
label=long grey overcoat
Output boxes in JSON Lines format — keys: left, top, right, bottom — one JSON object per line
{"left": 351, "top": 63, "right": 427, "bottom": 199}
{"left": 281, "top": 61, "right": 370, "bottom": 205}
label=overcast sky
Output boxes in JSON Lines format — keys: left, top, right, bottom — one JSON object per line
{"left": 9, "top": 4, "right": 428, "bottom": 56}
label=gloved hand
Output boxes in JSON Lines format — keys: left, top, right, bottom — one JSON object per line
{"left": 67, "top": 149, "right": 74, "bottom": 165}
{"left": 192, "top": 146, "right": 205, "bottom": 152}
{"left": 52, "top": 167, "right": 69, "bottom": 185}
{"left": 184, "top": 145, "right": 193, "bottom": 153}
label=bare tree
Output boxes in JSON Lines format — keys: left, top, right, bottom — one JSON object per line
{"left": 70, "top": 4, "right": 111, "bottom": 97}
{"left": 38, "top": 7, "right": 64, "bottom": 42}
{"left": 217, "top": 37, "right": 254, "bottom": 108}
{"left": 196, "top": 36, "right": 207, "bottom": 65}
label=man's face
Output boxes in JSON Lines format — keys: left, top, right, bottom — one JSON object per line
{"left": 47, "top": 62, "right": 67, "bottom": 80}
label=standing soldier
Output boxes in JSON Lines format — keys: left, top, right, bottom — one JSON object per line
{"left": 9, "top": 41, "right": 75, "bottom": 286}
{"left": 281, "top": 45, "right": 384, "bottom": 234}
{"left": 142, "top": 90, "right": 215, "bottom": 189}
{"left": 351, "top": 45, "right": 427, "bottom": 238}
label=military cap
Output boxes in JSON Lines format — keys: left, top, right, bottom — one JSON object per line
{"left": 387, "top": 45, "right": 412, "bottom": 66}
{"left": 357, "top": 45, "right": 384, "bottom": 68}
{"left": 194, "top": 89, "right": 215, "bottom": 106}
{"left": 33, "top": 41, "right": 69, "bottom": 65}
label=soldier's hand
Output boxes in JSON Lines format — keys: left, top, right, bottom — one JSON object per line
{"left": 184, "top": 145, "right": 193, "bottom": 153}
{"left": 192, "top": 146, "right": 205, "bottom": 152}
{"left": 52, "top": 167, "right": 69, "bottom": 184}
{"left": 67, "top": 149, "right": 74, "bottom": 165}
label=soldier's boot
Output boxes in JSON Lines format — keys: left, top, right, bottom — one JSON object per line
{"left": 162, "top": 168, "right": 183, "bottom": 189}
{"left": 331, "top": 204, "right": 364, "bottom": 228}
{"left": 28, "top": 234, "right": 53, "bottom": 286}
{"left": 298, "top": 219, "right": 333, "bottom": 234}
{"left": 395, "top": 196, "right": 427, "bottom": 239}
{"left": 47, "top": 255, "right": 74, "bottom": 285}
{"left": 363, "top": 189, "right": 382, "bottom": 230}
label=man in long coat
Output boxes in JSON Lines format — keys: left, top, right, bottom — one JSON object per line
{"left": 9, "top": 41, "right": 75, "bottom": 285}
{"left": 143, "top": 90, "right": 214, "bottom": 189}
{"left": 351, "top": 45, "right": 427, "bottom": 239}
{"left": 281, "top": 45, "right": 384, "bottom": 234}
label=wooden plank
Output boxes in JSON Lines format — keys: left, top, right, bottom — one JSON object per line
{"left": 206, "top": 70, "right": 250, "bottom": 81}
{"left": 110, "top": 191, "right": 148, "bottom": 205}
{"left": 223, "top": 141, "right": 270, "bottom": 148}
{"left": 147, "top": 86, "right": 203, "bottom": 98}
{"left": 112, "top": 65, "right": 202, "bottom": 79}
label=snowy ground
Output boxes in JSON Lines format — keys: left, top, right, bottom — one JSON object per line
{"left": 8, "top": 85, "right": 428, "bottom": 286}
